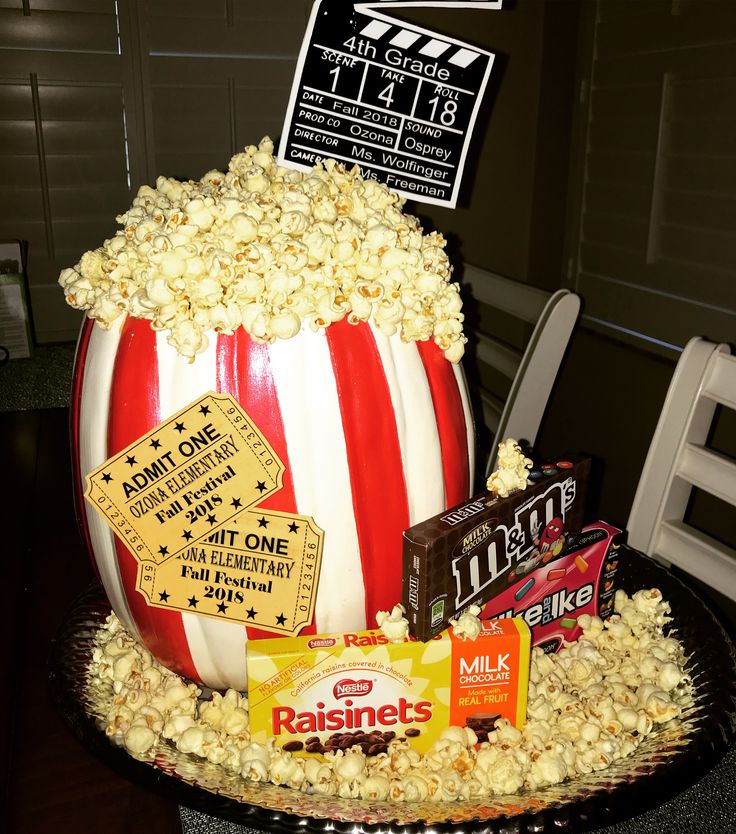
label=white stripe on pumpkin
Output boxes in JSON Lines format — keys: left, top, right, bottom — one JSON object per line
{"left": 268, "top": 328, "right": 366, "bottom": 634}
{"left": 79, "top": 319, "right": 143, "bottom": 642}
{"left": 370, "top": 325, "right": 445, "bottom": 524}
{"left": 453, "top": 360, "right": 476, "bottom": 498}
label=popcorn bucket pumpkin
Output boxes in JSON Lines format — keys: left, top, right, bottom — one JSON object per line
{"left": 63, "top": 139, "right": 474, "bottom": 690}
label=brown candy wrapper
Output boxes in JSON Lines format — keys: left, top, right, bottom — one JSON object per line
{"left": 403, "top": 457, "right": 590, "bottom": 642}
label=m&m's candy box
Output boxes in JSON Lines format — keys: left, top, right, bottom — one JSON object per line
{"left": 402, "top": 456, "right": 590, "bottom": 642}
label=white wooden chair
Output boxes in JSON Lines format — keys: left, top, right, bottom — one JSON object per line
{"left": 462, "top": 265, "right": 581, "bottom": 475}
{"left": 627, "top": 337, "right": 736, "bottom": 601}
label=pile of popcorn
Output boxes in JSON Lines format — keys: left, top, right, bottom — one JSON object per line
{"left": 59, "top": 137, "right": 466, "bottom": 362}
{"left": 89, "top": 587, "right": 693, "bottom": 802}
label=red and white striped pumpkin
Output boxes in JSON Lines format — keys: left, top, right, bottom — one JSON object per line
{"left": 71, "top": 316, "right": 474, "bottom": 690}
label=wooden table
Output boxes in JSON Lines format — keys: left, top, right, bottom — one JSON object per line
{"left": 2, "top": 407, "right": 181, "bottom": 834}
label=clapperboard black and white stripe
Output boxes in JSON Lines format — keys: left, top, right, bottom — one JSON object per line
{"left": 358, "top": 16, "right": 481, "bottom": 67}
{"left": 278, "top": 1, "right": 500, "bottom": 207}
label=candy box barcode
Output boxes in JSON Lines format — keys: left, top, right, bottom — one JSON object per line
{"left": 403, "top": 456, "right": 590, "bottom": 642}
{"left": 246, "top": 619, "right": 530, "bottom": 756}
{"left": 481, "top": 520, "right": 624, "bottom": 654}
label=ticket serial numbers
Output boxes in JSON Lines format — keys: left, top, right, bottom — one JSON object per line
{"left": 279, "top": 1, "right": 497, "bottom": 207}
{"left": 85, "top": 392, "right": 284, "bottom": 563}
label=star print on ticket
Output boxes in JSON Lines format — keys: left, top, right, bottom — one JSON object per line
{"left": 84, "top": 392, "right": 284, "bottom": 564}
{"left": 137, "top": 508, "right": 324, "bottom": 633}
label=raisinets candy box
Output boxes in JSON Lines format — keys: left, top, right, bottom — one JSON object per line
{"left": 403, "top": 457, "right": 590, "bottom": 642}
{"left": 246, "top": 618, "right": 530, "bottom": 756}
{"left": 480, "top": 521, "right": 624, "bottom": 653}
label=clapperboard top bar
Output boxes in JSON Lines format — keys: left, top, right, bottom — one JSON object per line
{"left": 359, "top": 18, "right": 482, "bottom": 68}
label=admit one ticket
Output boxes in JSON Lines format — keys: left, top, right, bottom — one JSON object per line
{"left": 85, "top": 391, "right": 324, "bottom": 633}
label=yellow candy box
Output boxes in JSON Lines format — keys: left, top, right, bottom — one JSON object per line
{"left": 247, "top": 619, "right": 530, "bottom": 756}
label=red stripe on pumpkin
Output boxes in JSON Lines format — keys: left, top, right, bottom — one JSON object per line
{"left": 417, "top": 340, "right": 471, "bottom": 508}
{"left": 215, "top": 330, "right": 314, "bottom": 636}
{"left": 107, "top": 318, "right": 199, "bottom": 681}
{"left": 326, "top": 319, "right": 410, "bottom": 623}
{"left": 70, "top": 318, "right": 99, "bottom": 580}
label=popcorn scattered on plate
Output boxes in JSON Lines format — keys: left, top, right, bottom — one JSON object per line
{"left": 59, "top": 137, "right": 466, "bottom": 363}
{"left": 89, "top": 587, "right": 692, "bottom": 801}
{"left": 376, "top": 603, "right": 410, "bottom": 642}
{"left": 450, "top": 604, "right": 483, "bottom": 641}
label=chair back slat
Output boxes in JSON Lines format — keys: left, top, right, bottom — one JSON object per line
{"left": 488, "top": 290, "right": 581, "bottom": 473}
{"left": 703, "top": 351, "right": 736, "bottom": 410}
{"left": 676, "top": 444, "right": 736, "bottom": 507}
{"left": 463, "top": 263, "right": 581, "bottom": 475}
{"left": 628, "top": 338, "right": 736, "bottom": 601}
{"left": 476, "top": 332, "right": 522, "bottom": 382}
{"left": 463, "top": 265, "right": 550, "bottom": 323}
{"left": 654, "top": 520, "right": 736, "bottom": 601}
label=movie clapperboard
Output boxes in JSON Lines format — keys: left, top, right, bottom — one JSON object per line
{"left": 278, "top": 1, "right": 502, "bottom": 207}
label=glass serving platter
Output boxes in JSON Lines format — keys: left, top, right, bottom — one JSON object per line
{"left": 49, "top": 547, "right": 736, "bottom": 833}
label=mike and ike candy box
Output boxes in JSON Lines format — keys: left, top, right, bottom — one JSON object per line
{"left": 403, "top": 456, "right": 590, "bottom": 642}
{"left": 246, "top": 618, "right": 530, "bottom": 756}
{"left": 481, "top": 520, "right": 624, "bottom": 653}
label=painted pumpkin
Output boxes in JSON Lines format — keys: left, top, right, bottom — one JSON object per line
{"left": 71, "top": 316, "right": 474, "bottom": 690}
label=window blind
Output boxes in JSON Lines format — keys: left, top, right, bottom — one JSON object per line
{"left": 569, "top": 0, "right": 736, "bottom": 357}
{"left": 0, "top": 0, "right": 127, "bottom": 340}
{"left": 0, "top": 0, "right": 312, "bottom": 341}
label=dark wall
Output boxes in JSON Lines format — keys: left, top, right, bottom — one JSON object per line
{"left": 396, "top": 0, "right": 580, "bottom": 281}
{"left": 537, "top": 329, "right": 674, "bottom": 527}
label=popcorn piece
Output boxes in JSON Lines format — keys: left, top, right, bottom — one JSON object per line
{"left": 449, "top": 604, "right": 482, "bottom": 641}
{"left": 334, "top": 750, "right": 367, "bottom": 781}
{"left": 398, "top": 773, "right": 431, "bottom": 801}
{"left": 200, "top": 689, "right": 249, "bottom": 735}
{"left": 304, "top": 757, "right": 336, "bottom": 795}
{"left": 59, "top": 138, "right": 466, "bottom": 362}
{"left": 383, "top": 746, "right": 420, "bottom": 777}
{"left": 486, "top": 468, "right": 523, "bottom": 499}
{"left": 485, "top": 753, "right": 527, "bottom": 795}
{"left": 528, "top": 750, "right": 568, "bottom": 788}
{"left": 657, "top": 661, "right": 684, "bottom": 693}
{"left": 440, "top": 725, "right": 478, "bottom": 747}
{"left": 362, "top": 773, "right": 390, "bottom": 800}
{"left": 336, "top": 779, "right": 364, "bottom": 800}
{"left": 375, "top": 603, "right": 410, "bottom": 643}
{"left": 240, "top": 743, "right": 271, "bottom": 782}
{"left": 435, "top": 769, "right": 465, "bottom": 801}
{"left": 162, "top": 713, "right": 197, "bottom": 742}
{"left": 486, "top": 439, "right": 533, "bottom": 497}
{"left": 177, "top": 726, "right": 206, "bottom": 756}
{"left": 123, "top": 724, "right": 156, "bottom": 755}
{"left": 106, "top": 704, "right": 134, "bottom": 736}
{"left": 270, "top": 751, "right": 306, "bottom": 789}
